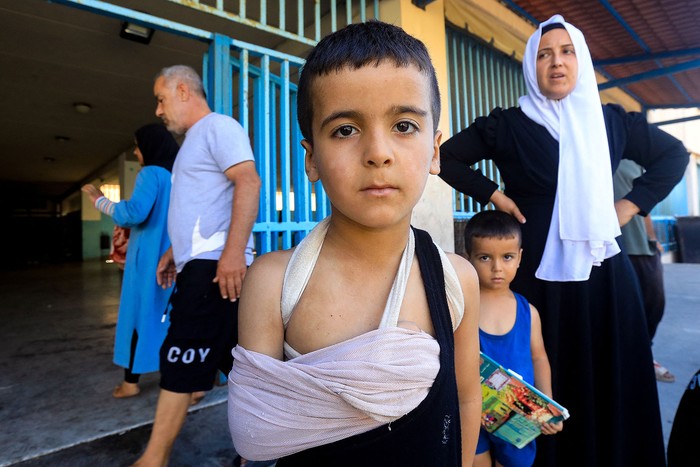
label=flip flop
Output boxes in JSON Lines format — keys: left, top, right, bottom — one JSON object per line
{"left": 654, "top": 361, "right": 675, "bottom": 383}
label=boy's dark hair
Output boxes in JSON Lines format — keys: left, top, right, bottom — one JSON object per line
{"left": 464, "top": 210, "right": 522, "bottom": 255}
{"left": 297, "top": 20, "right": 440, "bottom": 142}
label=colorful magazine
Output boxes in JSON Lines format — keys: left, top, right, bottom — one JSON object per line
{"left": 479, "top": 352, "right": 570, "bottom": 449}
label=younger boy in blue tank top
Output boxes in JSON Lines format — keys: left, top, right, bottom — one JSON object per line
{"left": 464, "top": 210, "right": 563, "bottom": 467}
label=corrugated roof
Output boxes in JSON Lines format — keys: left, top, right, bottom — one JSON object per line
{"left": 501, "top": 0, "right": 700, "bottom": 109}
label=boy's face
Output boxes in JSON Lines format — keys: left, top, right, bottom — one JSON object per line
{"left": 301, "top": 62, "right": 441, "bottom": 230}
{"left": 468, "top": 236, "right": 522, "bottom": 292}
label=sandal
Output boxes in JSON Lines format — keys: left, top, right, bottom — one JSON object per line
{"left": 654, "top": 361, "right": 675, "bottom": 383}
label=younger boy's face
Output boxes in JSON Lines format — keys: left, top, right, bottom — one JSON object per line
{"left": 468, "top": 236, "right": 522, "bottom": 292}
{"left": 301, "top": 62, "right": 441, "bottom": 230}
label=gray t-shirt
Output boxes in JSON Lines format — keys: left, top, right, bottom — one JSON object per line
{"left": 169, "top": 112, "right": 255, "bottom": 272}
{"left": 613, "top": 159, "right": 655, "bottom": 256}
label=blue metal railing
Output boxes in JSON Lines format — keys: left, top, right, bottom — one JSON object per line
{"left": 166, "top": 0, "right": 380, "bottom": 46}
{"left": 55, "top": 0, "right": 342, "bottom": 255}
{"left": 445, "top": 26, "right": 525, "bottom": 219}
{"left": 205, "top": 35, "right": 330, "bottom": 255}
{"left": 651, "top": 216, "right": 678, "bottom": 252}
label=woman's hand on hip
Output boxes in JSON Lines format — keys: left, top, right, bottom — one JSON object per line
{"left": 615, "top": 199, "right": 640, "bottom": 227}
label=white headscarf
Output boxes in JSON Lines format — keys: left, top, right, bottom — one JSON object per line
{"left": 519, "top": 14, "right": 620, "bottom": 282}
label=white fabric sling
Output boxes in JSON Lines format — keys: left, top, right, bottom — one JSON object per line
{"left": 519, "top": 14, "right": 621, "bottom": 281}
{"left": 228, "top": 219, "right": 464, "bottom": 460}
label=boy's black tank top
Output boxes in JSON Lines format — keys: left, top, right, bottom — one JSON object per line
{"left": 276, "top": 227, "right": 462, "bottom": 467}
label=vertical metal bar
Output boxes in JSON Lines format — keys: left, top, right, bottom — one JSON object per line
{"left": 279, "top": 0, "right": 285, "bottom": 31}
{"left": 216, "top": 0, "right": 223, "bottom": 10}
{"left": 467, "top": 42, "right": 476, "bottom": 130}
{"left": 291, "top": 89, "right": 308, "bottom": 226}
{"left": 495, "top": 53, "right": 503, "bottom": 107}
{"left": 507, "top": 63, "right": 515, "bottom": 106}
{"left": 262, "top": 54, "right": 272, "bottom": 233}
{"left": 280, "top": 61, "right": 292, "bottom": 248}
{"left": 270, "top": 80, "right": 279, "bottom": 245}
{"left": 488, "top": 49, "right": 496, "bottom": 111}
{"left": 360, "top": 0, "right": 366, "bottom": 22}
{"left": 448, "top": 29, "right": 458, "bottom": 221}
{"left": 260, "top": 0, "right": 267, "bottom": 26}
{"left": 346, "top": 0, "right": 352, "bottom": 27}
{"left": 475, "top": 45, "right": 484, "bottom": 123}
{"left": 331, "top": 0, "right": 337, "bottom": 32}
{"left": 315, "top": 0, "right": 321, "bottom": 42}
{"left": 253, "top": 56, "right": 272, "bottom": 253}
{"left": 202, "top": 53, "right": 209, "bottom": 94}
{"left": 207, "top": 33, "right": 232, "bottom": 116}
{"left": 458, "top": 36, "right": 468, "bottom": 129}
{"left": 373, "top": 0, "right": 379, "bottom": 19}
{"left": 240, "top": 0, "right": 246, "bottom": 19}
{"left": 239, "top": 49, "right": 249, "bottom": 131}
{"left": 466, "top": 40, "right": 476, "bottom": 213}
{"left": 297, "top": 0, "right": 304, "bottom": 38}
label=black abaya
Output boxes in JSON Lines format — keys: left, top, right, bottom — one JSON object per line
{"left": 440, "top": 104, "right": 688, "bottom": 467}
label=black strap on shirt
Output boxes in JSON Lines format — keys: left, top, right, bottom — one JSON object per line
{"left": 277, "top": 227, "right": 462, "bottom": 467}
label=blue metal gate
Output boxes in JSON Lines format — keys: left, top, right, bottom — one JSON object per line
{"left": 54, "top": 0, "right": 380, "bottom": 255}
{"left": 204, "top": 34, "right": 330, "bottom": 255}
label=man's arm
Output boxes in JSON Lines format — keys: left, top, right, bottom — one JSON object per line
{"left": 643, "top": 214, "right": 664, "bottom": 253}
{"left": 156, "top": 246, "right": 176, "bottom": 289}
{"left": 215, "top": 160, "right": 261, "bottom": 301}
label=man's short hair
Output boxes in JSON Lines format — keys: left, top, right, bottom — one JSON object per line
{"left": 464, "top": 210, "right": 522, "bottom": 255}
{"left": 155, "top": 65, "right": 206, "bottom": 99}
{"left": 297, "top": 20, "right": 440, "bottom": 142}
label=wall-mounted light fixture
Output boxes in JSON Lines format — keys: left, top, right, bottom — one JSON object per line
{"left": 73, "top": 102, "right": 92, "bottom": 114}
{"left": 119, "top": 21, "right": 154, "bottom": 44}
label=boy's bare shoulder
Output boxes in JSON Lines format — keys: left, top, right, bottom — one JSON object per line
{"left": 445, "top": 252, "right": 478, "bottom": 282}
{"left": 241, "top": 248, "right": 296, "bottom": 301}
{"left": 239, "top": 248, "right": 294, "bottom": 319}
{"left": 246, "top": 248, "right": 295, "bottom": 281}
{"left": 239, "top": 248, "right": 296, "bottom": 355}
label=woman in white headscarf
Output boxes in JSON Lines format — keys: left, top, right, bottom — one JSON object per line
{"left": 440, "top": 15, "right": 688, "bottom": 467}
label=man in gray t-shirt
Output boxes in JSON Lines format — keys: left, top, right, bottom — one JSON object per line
{"left": 613, "top": 159, "right": 674, "bottom": 383}
{"left": 134, "top": 65, "right": 261, "bottom": 467}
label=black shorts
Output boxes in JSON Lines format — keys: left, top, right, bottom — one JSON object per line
{"left": 160, "top": 259, "right": 238, "bottom": 393}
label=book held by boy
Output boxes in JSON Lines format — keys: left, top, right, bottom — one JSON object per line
{"left": 480, "top": 352, "right": 570, "bottom": 449}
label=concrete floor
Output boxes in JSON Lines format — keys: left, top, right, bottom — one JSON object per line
{"left": 0, "top": 260, "right": 698, "bottom": 466}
